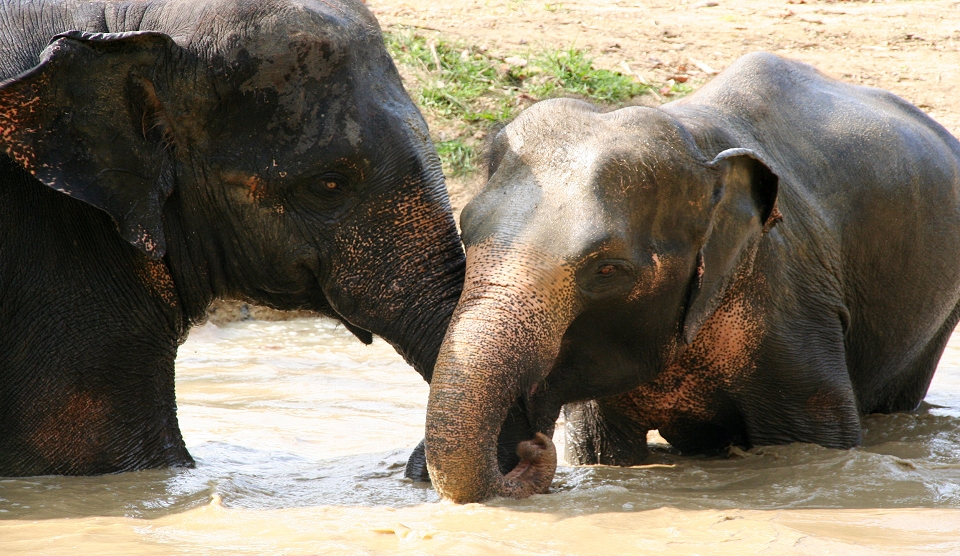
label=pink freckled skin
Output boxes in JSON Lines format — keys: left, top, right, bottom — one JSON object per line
{"left": 623, "top": 268, "right": 765, "bottom": 429}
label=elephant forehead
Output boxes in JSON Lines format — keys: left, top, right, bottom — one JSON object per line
{"left": 197, "top": 0, "right": 384, "bottom": 92}
{"left": 181, "top": 0, "right": 377, "bottom": 68}
{"left": 236, "top": 34, "right": 346, "bottom": 91}
{"left": 503, "top": 122, "right": 615, "bottom": 210}
{"left": 506, "top": 108, "right": 604, "bottom": 171}
{"left": 497, "top": 132, "right": 702, "bottom": 247}
{"left": 505, "top": 108, "right": 706, "bottom": 199}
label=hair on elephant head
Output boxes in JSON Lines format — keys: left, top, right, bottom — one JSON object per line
{"left": 0, "top": 0, "right": 464, "bottom": 476}
{"left": 425, "top": 52, "right": 960, "bottom": 503}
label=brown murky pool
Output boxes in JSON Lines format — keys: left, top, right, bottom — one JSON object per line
{"left": 3, "top": 318, "right": 960, "bottom": 554}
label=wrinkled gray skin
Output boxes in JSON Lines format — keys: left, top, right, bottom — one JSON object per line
{"left": 0, "top": 0, "right": 465, "bottom": 476}
{"left": 425, "top": 52, "right": 960, "bottom": 503}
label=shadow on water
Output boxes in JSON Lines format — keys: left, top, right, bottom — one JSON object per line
{"left": 0, "top": 448, "right": 435, "bottom": 521}
{"left": 0, "top": 444, "right": 441, "bottom": 521}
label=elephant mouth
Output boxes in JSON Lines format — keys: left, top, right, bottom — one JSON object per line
{"left": 327, "top": 304, "right": 374, "bottom": 344}
{"left": 297, "top": 282, "right": 375, "bottom": 345}
{"left": 281, "top": 266, "right": 373, "bottom": 344}
{"left": 338, "top": 317, "right": 374, "bottom": 344}
{"left": 496, "top": 385, "right": 563, "bottom": 473}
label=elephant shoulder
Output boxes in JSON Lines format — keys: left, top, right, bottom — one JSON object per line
{"left": 668, "top": 53, "right": 822, "bottom": 113}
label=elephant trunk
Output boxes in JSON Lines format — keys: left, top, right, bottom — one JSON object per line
{"left": 425, "top": 244, "right": 576, "bottom": 502}
{"left": 330, "top": 173, "right": 466, "bottom": 382}
{"left": 385, "top": 255, "right": 464, "bottom": 381}
{"left": 384, "top": 198, "right": 466, "bottom": 380}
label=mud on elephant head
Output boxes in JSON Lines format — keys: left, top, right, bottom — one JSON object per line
{"left": 0, "top": 0, "right": 463, "bottom": 476}
{"left": 424, "top": 97, "right": 782, "bottom": 503}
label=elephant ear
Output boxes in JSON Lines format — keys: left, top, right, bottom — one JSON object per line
{"left": 0, "top": 30, "right": 183, "bottom": 259}
{"left": 682, "top": 148, "right": 781, "bottom": 345}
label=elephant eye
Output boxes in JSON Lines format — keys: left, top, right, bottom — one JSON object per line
{"left": 577, "top": 259, "right": 636, "bottom": 297}
{"left": 293, "top": 171, "right": 354, "bottom": 222}
{"left": 316, "top": 172, "right": 348, "bottom": 193}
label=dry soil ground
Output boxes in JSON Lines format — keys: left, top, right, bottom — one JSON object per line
{"left": 369, "top": 0, "right": 960, "bottom": 208}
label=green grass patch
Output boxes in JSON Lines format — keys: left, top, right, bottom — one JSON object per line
{"left": 435, "top": 139, "right": 477, "bottom": 177}
{"left": 665, "top": 80, "right": 694, "bottom": 97}
{"left": 385, "top": 28, "right": 689, "bottom": 178}
{"left": 522, "top": 48, "right": 648, "bottom": 103}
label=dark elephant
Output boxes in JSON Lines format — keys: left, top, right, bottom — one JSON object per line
{"left": 423, "top": 52, "right": 960, "bottom": 502}
{"left": 0, "top": 0, "right": 465, "bottom": 476}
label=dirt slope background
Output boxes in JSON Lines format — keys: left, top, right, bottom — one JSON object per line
{"left": 370, "top": 0, "right": 960, "bottom": 208}
{"left": 209, "top": 0, "right": 959, "bottom": 323}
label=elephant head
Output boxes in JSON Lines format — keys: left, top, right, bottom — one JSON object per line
{"left": 424, "top": 99, "right": 779, "bottom": 502}
{"left": 0, "top": 0, "right": 464, "bottom": 381}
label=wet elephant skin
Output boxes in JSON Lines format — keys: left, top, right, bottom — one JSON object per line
{"left": 424, "top": 52, "right": 960, "bottom": 502}
{"left": 0, "top": 0, "right": 465, "bottom": 476}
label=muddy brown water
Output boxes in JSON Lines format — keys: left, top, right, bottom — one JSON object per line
{"left": 3, "top": 318, "right": 960, "bottom": 554}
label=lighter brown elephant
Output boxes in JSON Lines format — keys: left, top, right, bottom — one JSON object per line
{"left": 424, "top": 53, "right": 960, "bottom": 503}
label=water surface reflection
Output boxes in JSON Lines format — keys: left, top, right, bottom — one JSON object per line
{"left": 3, "top": 318, "right": 960, "bottom": 554}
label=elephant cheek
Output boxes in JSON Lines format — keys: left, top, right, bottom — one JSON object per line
{"left": 623, "top": 267, "right": 769, "bottom": 432}
{"left": 682, "top": 267, "right": 767, "bottom": 381}
{"left": 625, "top": 252, "right": 686, "bottom": 303}
{"left": 332, "top": 186, "right": 458, "bottom": 312}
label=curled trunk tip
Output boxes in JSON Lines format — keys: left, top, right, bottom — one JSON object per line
{"left": 501, "top": 432, "right": 557, "bottom": 498}
{"left": 431, "top": 431, "right": 558, "bottom": 503}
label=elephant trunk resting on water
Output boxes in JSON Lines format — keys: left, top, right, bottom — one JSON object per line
{"left": 0, "top": 0, "right": 466, "bottom": 476}
{"left": 423, "top": 52, "right": 960, "bottom": 503}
